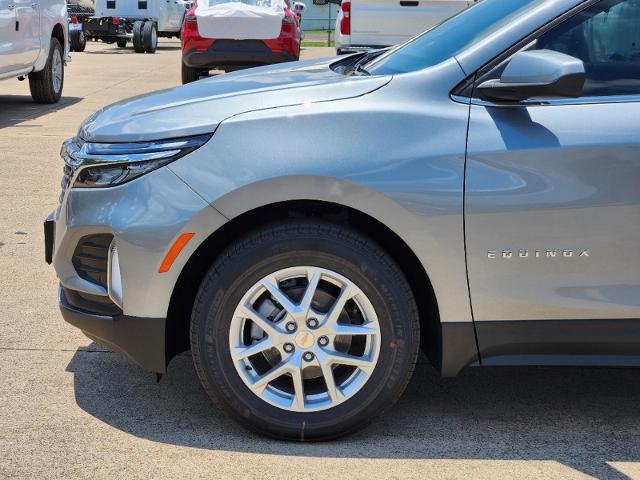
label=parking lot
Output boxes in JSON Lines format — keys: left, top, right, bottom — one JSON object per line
{"left": 1, "top": 39, "right": 640, "bottom": 480}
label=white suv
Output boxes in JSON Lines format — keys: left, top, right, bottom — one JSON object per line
{"left": 0, "top": 0, "right": 68, "bottom": 103}
{"left": 335, "top": 0, "right": 474, "bottom": 54}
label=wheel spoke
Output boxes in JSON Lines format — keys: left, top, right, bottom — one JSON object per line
{"left": 318, "top": 355, "right": 340, "bottom": 402}
{"left": 232, "top": 337, "right": 274, "bottom": 361}
{"left": 299, "top": 268, "right": 322, "bottom": 314}
{"left": 239, "top": 304, "right": 282, "bottom": 338}
{"left": 333, "top": 323, "right": 377, "bottom": 336}
{"left": 250, "top": 361, "right": 290, "bottom": 391}
{"left": 290, "top": 367, "right": 306, "bottom": 410}
{"left": 324, "top": 284, "right": 353, "bottom": 326}
{"left": 261, "top": 278, "right": 298, "bottom": 315}
{"left": 326, "top": 350, "right": 375, "bottom": 370}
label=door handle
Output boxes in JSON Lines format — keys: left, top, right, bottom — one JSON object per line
{"left": 8, "top": 4, "right": 15, "bottom": 9}
{"left": 399, "top": 1, "right": 419, "bottom": 6}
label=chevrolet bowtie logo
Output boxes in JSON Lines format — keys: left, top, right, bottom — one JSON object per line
{"left": 487, "top": 248, "right": 590, "bottom": 259}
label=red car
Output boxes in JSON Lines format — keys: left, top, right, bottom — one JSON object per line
{"left": 181, "top": 0, "right": 302, "bottom": 84}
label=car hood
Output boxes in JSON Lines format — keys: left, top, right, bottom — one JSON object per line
{"left": 79, "top": 57, "right": 392, "bottom": 143}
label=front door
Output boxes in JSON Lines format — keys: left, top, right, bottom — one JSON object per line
{"left": 465, "top": 0, "right": 640, "bottom": 356}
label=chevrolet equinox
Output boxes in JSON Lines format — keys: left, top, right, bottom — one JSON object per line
{"left": 46, "top": 0, "right": 640, "bottom": 440}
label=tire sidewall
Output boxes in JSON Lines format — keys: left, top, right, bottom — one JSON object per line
{"left": 143, "top": 21, "right": 157, "bottom": 53}
{"left": 191, "top": 223, "right": 417, "bottom": 439}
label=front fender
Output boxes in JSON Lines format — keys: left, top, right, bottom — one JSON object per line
{"left": 176, "top": 173, "right": 472, "bottom": 328}
{"left": 168, "top": 72, "right": 471, "bottom": 327}
{"left": 35, "top": 0, "right": 68, "bottom": 71}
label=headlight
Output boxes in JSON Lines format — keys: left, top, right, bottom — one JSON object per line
{"left": 61, "top": 134, "right": 212, "bottom": 188}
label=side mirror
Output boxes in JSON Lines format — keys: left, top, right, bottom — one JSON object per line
{"left": 477, "top": 50, "right": 586, "bottom": 102}
{"left": 294, "top": 1, "right": 306, "bottom": 13}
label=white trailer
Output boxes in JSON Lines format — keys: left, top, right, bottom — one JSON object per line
{"left": 82, "top": 0, "right": 188, "bottom": 53}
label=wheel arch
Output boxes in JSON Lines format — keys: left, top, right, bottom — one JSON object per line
{"left": 52, "top": 22, "right": 65, "bottom": 48}
{"left": 166, "top": 199, "right": 444, "bottom": 372}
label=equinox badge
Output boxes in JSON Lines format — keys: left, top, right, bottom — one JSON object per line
{"left": 487, "top": 248, "right": 590, "bottom": 259}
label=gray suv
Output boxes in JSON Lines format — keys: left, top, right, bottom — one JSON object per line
{"left": 46, "top": 0, "right": 640, "bottom": 440}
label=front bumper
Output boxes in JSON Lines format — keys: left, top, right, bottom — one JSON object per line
{"left": 48, "top": 158, "right": 228, "bottom": 370}
{"left": 60, "top": 287, "right": 166, "bottom": 372}
{"left": 183, "top": 39, "right": 297, "bottom": 70}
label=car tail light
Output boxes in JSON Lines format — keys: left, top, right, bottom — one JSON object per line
{"left": 70, "top": 15, "right": 79, "bottom": 24}
{"left": 182, "top": 14, "right": 199, "bottom": 37}
{"left": 340, "top": 0, "right": 350, "bottom": 35}
{"left": 112, "top": 16, "right": 120, "bottom": 25}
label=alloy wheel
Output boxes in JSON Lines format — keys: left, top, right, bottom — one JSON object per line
{"left": 229, "top": 266, "right": 381, "bottom": 412}
{"left": 52, "top": 49, "right": 63, "bottom": 94}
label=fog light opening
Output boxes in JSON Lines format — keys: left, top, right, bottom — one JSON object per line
{"left": 107, "top": 240, "right": 124, "bottom": 309}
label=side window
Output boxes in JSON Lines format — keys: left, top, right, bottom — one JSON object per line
{"left": 536, "top": 0, "right": 640, "bottom": 97}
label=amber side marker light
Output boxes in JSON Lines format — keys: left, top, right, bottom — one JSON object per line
{"left": 159, "top": 233, "right": 195, "bottom": 273}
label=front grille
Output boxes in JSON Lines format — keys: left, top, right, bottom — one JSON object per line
{"left": 72, "top": 234, "right": 113, "bottom": 289}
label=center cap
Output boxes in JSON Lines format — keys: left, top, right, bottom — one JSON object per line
{"left": 295, "top": 331, "right": 315, "bottom": 349}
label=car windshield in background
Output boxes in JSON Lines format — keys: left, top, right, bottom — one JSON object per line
{"left": 366, "top": 0, "right": 546, "bottom": 75}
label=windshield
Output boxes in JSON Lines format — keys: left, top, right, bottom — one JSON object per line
{"left": 366, "top": 0, "right": 546, "bottom": 75}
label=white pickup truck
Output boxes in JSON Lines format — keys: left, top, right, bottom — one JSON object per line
{"left": 0, "top": 0, "right": 68, "bottom": 103}
{"left": 335, "top": 0, "right": 475, "bottom": 53}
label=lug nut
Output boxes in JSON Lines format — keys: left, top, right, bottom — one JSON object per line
{"left": 303, "top": 351, "right": 315, "bottom": 362}
{"left": 285, "top": 321, "right": 297, "bottom": 333}
{"left": 318, "top": 336, "right": 329, "bottom": 346}
{"left": 306, "top": 317, "right": 319, "bottom": 329}
{"left": 283, "top": 343, "right": 295, "bottom": 353}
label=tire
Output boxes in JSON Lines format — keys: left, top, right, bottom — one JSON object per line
{"left": 70, "top": 31, "right": 86, "bottom": 52}
{"left": 132, "top": 21, "right": 145, "bottom": 53}
{"left": 29, "top": 37, "right": 64, "bottom": 104}
{"left": 116, "top": 38, "right": 128, "bottom": 48}
{"left": 142, "top": 21, "right": 157, "bottom": 53}
{"left": 181, "top": 61, "right": 202, "bottom": 84}
{"left": 190, "top": 220, "right": 420, "bottom": 440}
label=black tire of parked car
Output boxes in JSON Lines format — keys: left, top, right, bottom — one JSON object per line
{"left": 142, "top": 21, "right": 157, "bottom": 53}
{"left": 132, "top": 21, "right": 145, "bottom": 53}
{"left": 181, "top": 62, "right": 202, "bottom": 84}
{"left": 116, "top": 38, "right": 128, "bottom": 48}
{"left": 70, "top": 30, "right": 86, "bottom": 52}
{"left": 29, "top": 37, "right": 64, "bottom": 104}
{"left": 190, "top": 219, "right": 420, "bottom": 440}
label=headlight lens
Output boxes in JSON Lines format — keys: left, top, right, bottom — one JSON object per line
{"left": 64, "top": 134, "right": 212, "bottom": 188}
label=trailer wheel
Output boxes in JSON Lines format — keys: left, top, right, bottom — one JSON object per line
{"left": 143, "top": 21, "right": 157, "bottom": 53}
{"left": 132, "top": 21, "right": 145, "bottom": 53}
{"left": 70, "top": 31, "right": 86, "bottom": 52}
{"left": 116, "top": 38, "right": 128, "bottom": 48}
{"left": 182, "top": 61, "right": 203, "bottom": 84}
